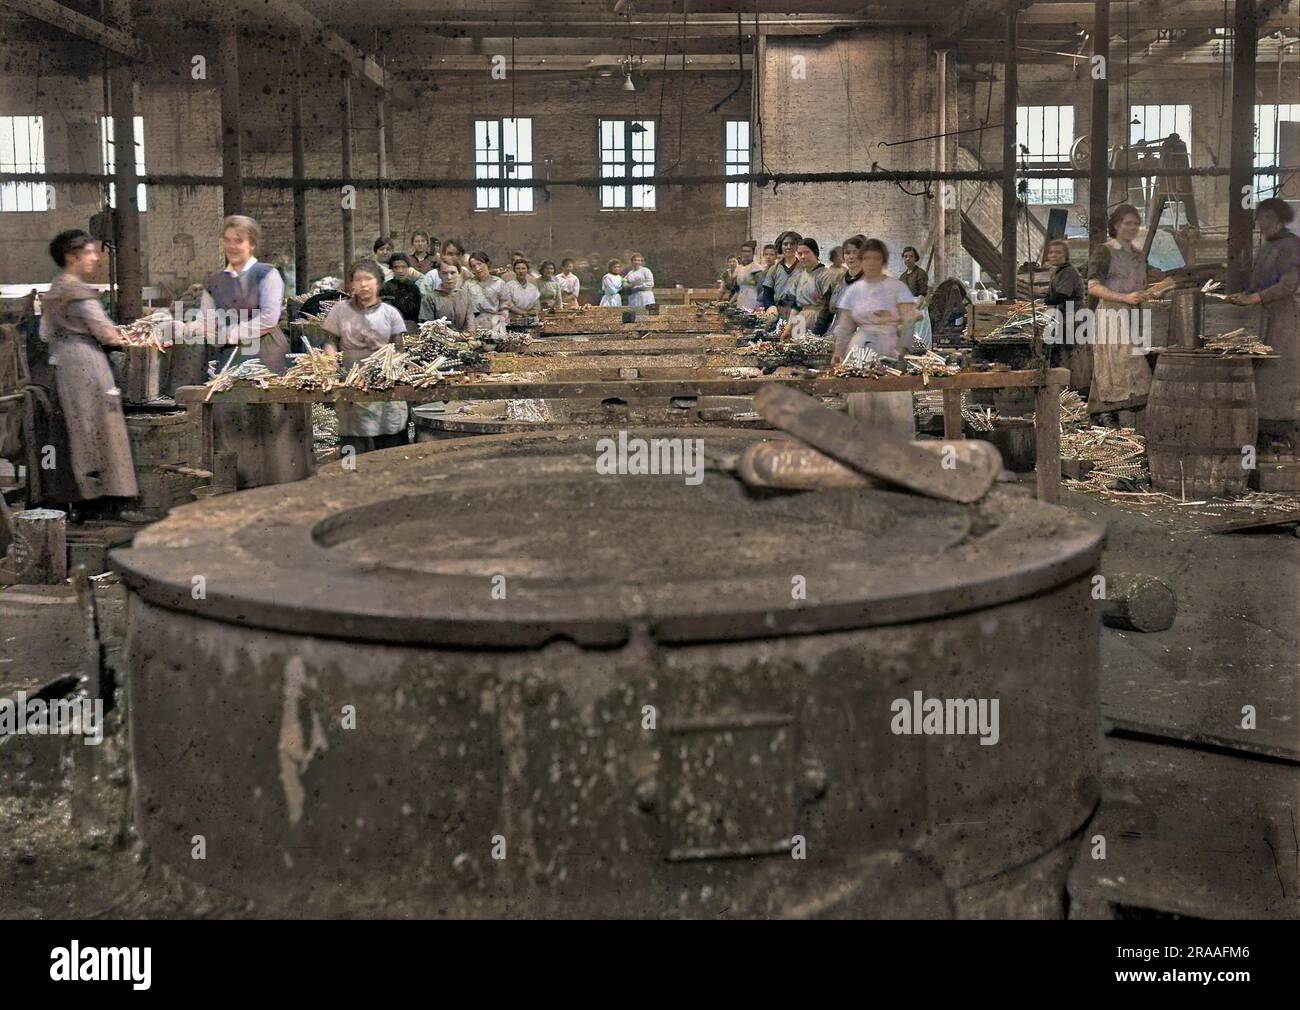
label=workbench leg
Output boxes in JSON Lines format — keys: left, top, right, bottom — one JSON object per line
{"left": 1035, "top": 382, "right": 1062, "bottom": 504}
{"left": 942, "top": 389, "right": 964, "bottom": 440}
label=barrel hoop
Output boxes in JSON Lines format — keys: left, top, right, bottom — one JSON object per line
{"left": 1147, "top": 442, "right": 1254, "bottom": 456}
{"left": 1147, "top": 397, "right": 1258, "bottom": 409}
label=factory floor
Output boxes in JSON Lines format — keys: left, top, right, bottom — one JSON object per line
{"left": 1, "top": 485, "right": 1297, "bottom": 918}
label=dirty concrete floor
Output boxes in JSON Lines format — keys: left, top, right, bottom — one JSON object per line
{"left": 1, "top": 488, "right": 1297, "bottom": 918}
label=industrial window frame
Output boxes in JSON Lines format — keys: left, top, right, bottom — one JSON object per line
{"left": 598, "top": 118, "right": 656, "bottom": 211}
{"left": 100, "top": 115, "right": 148, "bottom": 212}
{"left": 473, "top": 118, "right": 535, "bottom": 214}
{"left": 724, "top": 120, "right": 751, "bottom": 209}
{"left": 1016, "top": 104, "right": 1075, "bottom": 206}
{"left": 0, "top": 115, "right": 47, "bottom": 213}
{"left": 1254, "top": 104, "right": 1300, "bottom": 202}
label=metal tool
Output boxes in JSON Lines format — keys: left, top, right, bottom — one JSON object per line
{"left": 754, "top": 384, "right": 1001, "bottom": 503}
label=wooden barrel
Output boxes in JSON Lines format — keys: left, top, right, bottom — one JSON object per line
{"left": 1145, "top": 351, "right": 1258, "bottom": 498}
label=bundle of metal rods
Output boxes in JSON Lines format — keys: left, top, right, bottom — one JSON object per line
{"left": 119, "top": 314, "right": 173, "bottom": 349}
{"left": 204, "top": 359, "right": 275, "bottom": 399}
{"left": 280, "top": 347, "right": 344, "bottom": 391}
{"left": 1201, "top": 328, "right": 1271, "bottom": 355}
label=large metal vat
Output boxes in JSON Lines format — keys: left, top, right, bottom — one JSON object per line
{"left": 113, "top": 429, "right": 1104, "bottom": 918}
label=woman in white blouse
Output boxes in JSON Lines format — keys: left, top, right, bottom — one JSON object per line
{"left": 600, "top": 258, "right": 624, "bottom": 306}
{"left": 829, "top": 237, "right": 918, "bottom": 439}
{"left": 466, "top": 251, "right": 508, "bottom": 332}
{"left": 622, "top": 252, "right": 656, "bottom": 308}
{"left": 556, "top": 258, "right": 581, "bottom": 307}
{"left": 502, "top": 258, "right": 542, "bottom": 321}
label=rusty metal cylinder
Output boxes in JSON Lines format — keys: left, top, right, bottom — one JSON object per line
{"left": 114, "top": 429, "right": 1104, "bottom": 918}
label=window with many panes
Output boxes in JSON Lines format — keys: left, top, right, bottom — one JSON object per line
{"left": 1129, "top": 104, "right": 1190, "bottom": 210}
{"left": 1255, "top": 104, "right": 1300, "bottom": 201}
{"left": 599, "top": 119, "right": 655, "bottom": 210}
{"left": 0, "top": 116, "right": 47, "bottom": 212}
{"left": 100, "top": 115, "right": 148, "bottom": 211}
{"left": 474, "top": 118, "right": 534, "bottom": 213}
{"left": 1016, "top": 105, "right": 1074, "bottom": 205}
{"left": 724, "top": 120, "right": 750, "bottom": 208}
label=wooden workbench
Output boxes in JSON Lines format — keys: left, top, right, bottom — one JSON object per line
{"left": 176, "top": 366, "right": 1069, "bottom": 502}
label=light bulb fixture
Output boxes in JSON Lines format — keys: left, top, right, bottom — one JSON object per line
{"left": 623, "top": 72, "right": 636, "bottom": 91}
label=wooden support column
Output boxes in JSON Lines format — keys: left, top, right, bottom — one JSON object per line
{"left": 377, "top": 91, "right": 391, "bottom": 241}
{"left": 1034, "top": 377, "right": 1063, "bottom": 504}
{"left": 1001, "top": 1, "right": 1019, "bottom": 296}
{"left": 218, "top": 24, "right": 243, "bottom": 217}
{"left": 935, "top": 48, "right": 948, "bottom": 281}
{"left": 1227, "top": 0, "right": 1259, "bottom": 292}
{"left": 942, "top": 388, "right": 964, "bottom": 440}
{"left": 341, "top": 72, "right": 355, "bottom": 272}
{"left": 106, "top": 0, "right": 142, "bottom": 320}
{"left": 1088, "top": 0, "right": 1110, "bottom": 256}
{"left": 291, "top": 46, "right": 309, "bottom": 293}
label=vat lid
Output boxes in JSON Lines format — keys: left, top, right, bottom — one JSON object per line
{"left": 112, "top": 429, "right": 1103, "bottom": 646}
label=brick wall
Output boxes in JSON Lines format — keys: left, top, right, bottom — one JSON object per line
{"left": 0, "top": 36, "right": 751, "bottom": 299}
{"left": 751, "top": 29, "right": 959, "bottom": 278}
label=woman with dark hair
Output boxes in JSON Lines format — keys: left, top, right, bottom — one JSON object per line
{"left": 503, "top": 258, "right": 542, "bottom": 322}
{"left": 623, "top": 252, "right": 656, "bottom": 309}
{"left": 1086, "top": 203, "right": 1155, "bottom": 420}
{"left": 760, "top": 231, "right": 803, "bottom": 314}
{"left": 466, "top": 252, "right": 508, "bottom": 332}
{"left": 197, "top": 214, "right": 310, "bottom": 487}
{"left": 823, "top": 235, "right": 867, "bottom": 336}
{"left": 537, "top": 261, "right": 562, "bottom": 314}
{"left": 733, "top": 241, "right": 764, "bottom": 312}
{"left": 373, "top": 237, "right": 395, "bottom": 280}
{"left": 600, "top": 259, "right": 624, "bottom": 306}
{"left": 829, "top": 237, "right": 918, "bottom": 438}
{"left": 37, "top": 229, "right": 138, "bottom": 515}
{"left": 408, "top": 231, "right": 437, "bottom": 274}
{"left": 321, "top": 260, "right": 409, "bottom": 454}
{"left": 1041, "top": 238, "right": 1089, "bottom": 387}
{"left": 1227, "top": 197, "right": 1300, "bottom": 441}
{"left": 441, "top": 239, "right": 471, "bottom": 280}
{"left": 899, "top": 246, "right": 928, "bottom": 297}
{"left": 381, "top": 253, "right": 422, "bottom": 322}
{"left": 556, "top": 258, "right": 580, "bottom": 308}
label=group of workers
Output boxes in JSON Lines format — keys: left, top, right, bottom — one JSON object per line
{"left": 1038, "top": 197, "right": 1298, "bottom": 436}
{"left": 367, "top": 231, "right": 586, "bottom": 330}
{"left": 30, "top": 194, "right": 1300, "bottom": 519}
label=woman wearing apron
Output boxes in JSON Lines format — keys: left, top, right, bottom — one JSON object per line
{"left": 1226, "top": 197, "right": 1300, "bottom": 446}
{"left": 556, "top": 259, "right": 581, "bottom": 308}
{"left": 198, "top": 214, "right": 311, "bottom": 487}
{"left": 321, "top": 261, "right": 409, "bottom": 455}
{"left": 1086, "top": 204, "right": 1155, "bottom": 423}
{"left": 503, "top": 259, "right": 542, "bottom": 322}
{"left": 537, "top": 261, "right": 562, "bottom": 315}
{"left": 38, "top": 230, "right": 139, "bottom": 517}
{"left": 829, "top": 238, "right": 918, "bottom": 439}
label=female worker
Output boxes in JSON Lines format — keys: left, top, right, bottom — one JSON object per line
{"left": 466, "top": 252, "right": 508, "bottom": 333}
{"left": 321, "top": 260, "right": 408, "bottom": 455}
{"left": 623, "top": 253, "right": 656, "bottom": 309}
{"left": 732, "top": 241, "right": 765, "bottom": 312}
{"left": 829, "top": 237, "right": 918, "bottom": 439}
{"left": 1086, "top": 203, "right": 1157, "bottom": 423}
{"left": 38, "top": 229, "right": 138, "bottom": 517}
{"left": 899, "top": 246, "right": 929, "bottom": 297}
{"left": 419, "top": 258, "right": 473, "bottom": 330}
{"left": 556, "top": 258, "right": 581, "bottom": 308}
{"left": 761, "top": 231, "right": 803, "bottom": 314}
{"left": 503, "top": 258, "right": 542, "bottom": 322}
{"left": 441, "top": 238, "right": 472, "bottom": 281}
{"left": 1227, "top": 197, "right": 1300, "bottom": 444}
{"left": 408, "top": 231, "right": 437, "bottom": 274}
{"left": 600, "top": 259, "right": 624, "bottom": 306}
{"left": 790, "top": 238, "right": 835, "bottom": 335}
{"left": 824, "top": 234, "right": 866, "bottom": 336}
{"left": 1041, "top": 238, "right": 1089, "bottom": 390}
{"left": 198, "top": 214, "right": 309, "bottom": 487}
{"left": 536, "top": 261, "right": 562, "bottom": 314}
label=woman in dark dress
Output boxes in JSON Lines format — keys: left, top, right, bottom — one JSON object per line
{"left": 1041, "top": 238, "right": 1090, "bottom": 391}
